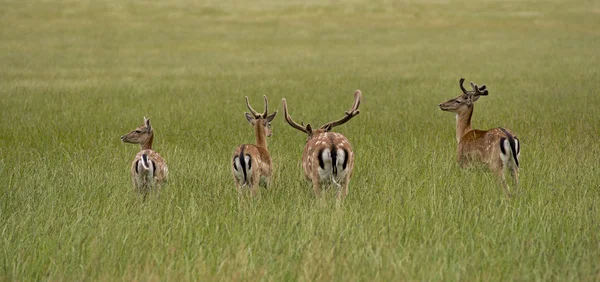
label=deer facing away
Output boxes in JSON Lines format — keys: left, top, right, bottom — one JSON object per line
{"left": 282, "top": 90, "right": 362, "bottom": 200}
{"left": 439, "top": 78, "right": 520, "bottom": 195}
{"left": 121, "top": 117, "right": 169, "bottom": 197}
{"left": 232, "top": 96, "right": 278, "bottom": 197}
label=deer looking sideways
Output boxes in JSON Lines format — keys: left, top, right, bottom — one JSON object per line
{"left": 439, "top": 78, "right": 520, "bottom": 196}
{"left": 121, "top": 117, "right": 169, "bottom": 198}
{"left": 232, "top": 96, "right": 278, "bottom": 197}
{"left": 282, "top": 90, "right": 362, "bottom": 200}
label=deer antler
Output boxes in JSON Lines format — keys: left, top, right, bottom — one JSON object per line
{"left": 470, "top": 81, "right": 489, "bottom": 96}
{"left": 460, "top": 78, "right": 488, "bottom": 96}
{"left": 459, "top": 78, "right": 468, "bottom": 94}
{"left": 320, "top": 90, "right": 362, "bottom": 130}
{"left": 477, "top": 84, "right": 488, "bottom": 96}
{"left": 263, "top": 95, "right": 269, "bottom": 116}
{"left": 282, "top": 98, "right": 310, "bottom": 134}
{"left": 245, "top": 96, "right": 260, "bottom": 117}
{"left": 246, "top": 96, "right": 269, "bottom": 118}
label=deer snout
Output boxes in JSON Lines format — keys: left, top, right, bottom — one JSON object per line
{"left": 120, "top": 135, "right": 126, "bottom": 141}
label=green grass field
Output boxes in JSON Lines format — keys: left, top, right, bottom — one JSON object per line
{"left": 1, "top": 0, "right": 599, "bottom": 280}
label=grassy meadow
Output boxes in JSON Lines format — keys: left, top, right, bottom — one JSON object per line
{"left": 1, "top": 0, "right": 600, "bottom": 280}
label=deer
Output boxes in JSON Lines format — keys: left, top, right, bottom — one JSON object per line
{"left": 120, "top": 117, "right": 169, "bottom": 198}
{"left": 231, "top": 96, "right": 278, "bottom": 197}
{"left": 282, "top": 90, "right": 362, "bottom": 200}
{"left": 438, "top": 78, "right": 521, "bottom": 196}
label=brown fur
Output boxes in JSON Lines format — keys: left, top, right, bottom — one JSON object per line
{"left": 282, "top": 90, "right": 362, "bottom": 200}
{"left": 231, "top": 96, "right": 277, "bottom": 197}
{"left": 121, "top": 117, "right": 168, "bottom": 197}
{"left": 439, "top": 79, "right": 520, "bottom": 196}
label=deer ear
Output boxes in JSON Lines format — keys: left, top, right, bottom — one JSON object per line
{"left": 145, "top": 118, "right": 152, "bottom": 131}
{"left": 266, "top": 111, "right": 278, "bottom": 123}
{"left": 245, "top": 113, "right": 255, "bottom": 125}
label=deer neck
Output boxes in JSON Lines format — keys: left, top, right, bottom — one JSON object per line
{"left": 140, "top": 133, "right": 154, "bottom": 150}
{"left": 254, "top": 121, "right": 267, "bottom": 149}
{"left": 455, "top": 107, "right": 473, "bottom": 143}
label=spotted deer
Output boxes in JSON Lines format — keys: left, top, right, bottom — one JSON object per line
{"left": 439, "top": 78, "right": 520, "bottom": 195}
{"left": 120, "top": 117, "right": 169, "bottom": 198}
{"left": 232, "top": 96, "right": 278, "bottom": 197}
{"left": 282, "top": 90, "right": 362, "bottom": 200}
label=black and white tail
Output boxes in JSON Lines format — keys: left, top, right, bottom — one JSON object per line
{"left": 499, "top": 128, "right": 520, "bottom": 167}
{"left": 136, "top": 154, "right": 156, "bottom": 174}
{"left": 233, "top": 146, "right": 252, "bottom": 187}
{"left": 141, "top": 154, "right": 150, "bottom": 170}
{"left": 318, "top": 145, "right": 349, "bottom": 186}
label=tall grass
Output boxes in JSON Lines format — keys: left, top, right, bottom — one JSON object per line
{"left": 1, "top": 0, "right": 599, "bottom": 280}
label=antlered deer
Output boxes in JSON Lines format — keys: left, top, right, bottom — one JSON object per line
{"left": 232, "top": 96, "right": 278, "bottom": 197}
{"left": 282, "top": 90, "right": 362, "bottom": 200}
{"left": 121, "top": 117, "right": 168, "bottom": 198}
{"left": 439, "top": 78, "right": 520, "bottom": 195}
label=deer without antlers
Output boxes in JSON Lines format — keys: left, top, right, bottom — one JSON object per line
{"left": 439, "top": 78, "right": 520, "bottom": 196}
{"left": 232, "top": 96, "right": 278, "bottom": 197}
{"left": 282, "top": 90, "right": 362, "bottom": 200}
{"left": 120, "top": 117, "right": 169, "bottom": 198}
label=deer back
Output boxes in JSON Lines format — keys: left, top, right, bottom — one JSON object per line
{"left": 458, "top": 128, "right": 519, "bottom": 166}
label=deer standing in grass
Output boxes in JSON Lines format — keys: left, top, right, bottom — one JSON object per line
{"left": 438, "top": 78, "right": 520, "bottom": 195}
{"left": 282, "top": 90, "right": 362, "bottom": 200}
{"left": 232, "top": 96, "right": 278, "bottom": 197}
{"left": 121, "top": 117, "right": 168, "bottom": 198}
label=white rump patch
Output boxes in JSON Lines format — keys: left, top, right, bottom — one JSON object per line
{"left": 318, "top": 149, "right": 332, "bottom": 182}
{"left": 335, "top": 149, "right": 348, "bottom": 182}
{"left": 233, "top": 155, "right": 252, "bottom": 186}
{"left": 136, "top": 159, "right": 154, "bottom": 176}
{"left": 317, "top": 148, "right": 348, "bottom": 187}
{"left": 135, "top": 159, "right": 155, "bottom": 188}
{"left": 233, "top": 156, "right": 244, "bottom": 181}
{"left": 500, "top": 139, "right": 511, "bottom": 163}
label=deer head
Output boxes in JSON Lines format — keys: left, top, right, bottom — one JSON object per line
{"left": 282, "top": 90, "right": 362, "bottom": 141}
{"left": 245, "top": 95, "right": 278, "bottom": 137}
{"left": 438, "top": 78, "right": 488, "bottom": 113}
{"left": 121, "top": 117, "right": 153, "bottom": 146}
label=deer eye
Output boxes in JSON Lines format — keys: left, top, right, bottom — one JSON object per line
{"left": 135, "top": 130, "right": 142, "bottom": 133}
{"left": 454, "top": 100, "right": 461, "bottom": 104}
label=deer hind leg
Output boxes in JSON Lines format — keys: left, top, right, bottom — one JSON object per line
{"left": 311, "top": 177, "right": 322, "bottom": 198}
{"left": 337, "top": 177, "right": 350, "bottom": 201}
{"left": 510, "top": 168, "right": 519, "bottom": 195}
{"left": 259, "top": 174, "right": 271, "bottom": 189}
{"left": 492, "top": 163, "right": 511, "bottom": 197}
{"left": 234, "top": 178, "right": 242, "bottom": 197}
{"left": 249, "top": 172, "right": 261, "bottom": 197}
